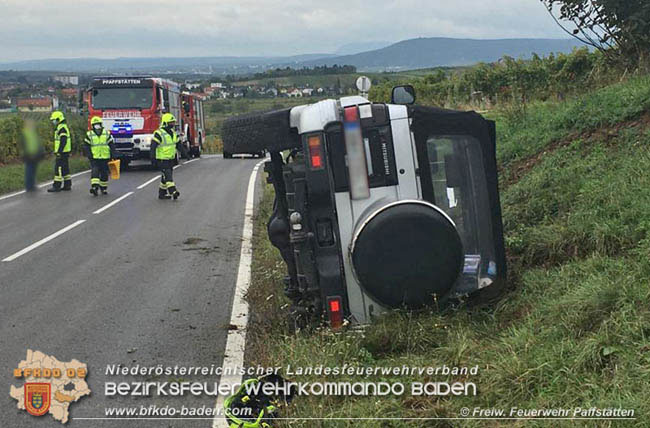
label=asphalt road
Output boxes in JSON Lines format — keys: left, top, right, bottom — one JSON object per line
{"left": 0, "top": 155, "right": 263, "bottom": 427}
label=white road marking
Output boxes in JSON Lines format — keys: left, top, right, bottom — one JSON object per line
{"left": 38, "top": 169, "right": 91, "bottom": 188}
{"left": 2, "top": 220, "right": 86, "bottom": 262}
{"left": 0, "top": 190, "right": 26, "bottom": 201}
{"left": 0, "top": 169, "right": 91, "bottom": 202}
{"left": 137, "top": 176, "right": 162, "bottom": 190}
{"left": 212, "top": 160, "right": 265, "bottom": 428}
{"left": 92, "top": 192, "right": 134, "bottom": 215}
{"left": 138, "top": 158, "right": 199, "bottom": 189}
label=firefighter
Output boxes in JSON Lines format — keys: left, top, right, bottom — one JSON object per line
{"left": 150, "top": 113, "right": 185, "bottom": 200}
{"left": 47, "top": 111, "right": 72, "bottom": 192}
{"left": 84, "top": 116, "right": 115, "bottom": 196}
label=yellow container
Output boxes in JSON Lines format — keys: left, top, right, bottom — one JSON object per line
{"left": 108, "top": 159, "right": 121, "bottom": 180}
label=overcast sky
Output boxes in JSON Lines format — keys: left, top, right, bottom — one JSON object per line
{"left": 0, "top": 0, "right": 570, "bottom": 62}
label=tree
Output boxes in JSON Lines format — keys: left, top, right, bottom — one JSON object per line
{"left": 541, "top": 0, "right": 650, "bottom": 66}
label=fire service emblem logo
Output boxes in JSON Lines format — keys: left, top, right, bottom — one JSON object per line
{"left": 25, "top": 383, "right": 51, "bottom": 417}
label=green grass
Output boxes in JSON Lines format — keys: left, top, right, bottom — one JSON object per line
{"left": 244, "top": 76, "right": 650, "bottom": 427}
{"left": 494, "top": 75, "right": 650, "bottom": 167}
{"left": 0, "top": 156, "right": 89, "bottom": 195}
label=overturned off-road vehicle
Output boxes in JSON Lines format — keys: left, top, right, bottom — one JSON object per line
{"left": 222, "top": 86, "right": 506, "bottom": 327}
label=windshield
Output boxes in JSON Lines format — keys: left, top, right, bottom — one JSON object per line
{"left": 91, "top": 87, "right": 153, "bottom": 110}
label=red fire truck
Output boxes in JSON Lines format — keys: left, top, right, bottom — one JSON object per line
{"left": 86, "top": 76, "right": 183, "bottom": 168}
{"left": 180, "top": 93, "right": 205, "bottom": 158}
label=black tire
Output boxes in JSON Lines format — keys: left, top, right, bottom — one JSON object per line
{"left": 222, "top": 108, "right": 299, "bottom": 155}
{"left": 223, "top": 151, "right": 232, "bottom": 159}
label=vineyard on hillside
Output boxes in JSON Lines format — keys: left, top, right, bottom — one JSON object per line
{"left": 0, "top": 113, "right": 87, "bottom": 164}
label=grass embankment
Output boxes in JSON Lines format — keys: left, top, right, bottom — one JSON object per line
{"left": 0, "top": 156, "right": 89, "bottom": 195}
{"left": 245, "top": 76, "right": 650, "bottom": 427}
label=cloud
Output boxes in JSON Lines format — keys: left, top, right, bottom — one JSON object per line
{"left": 0, "top": 0, "right": 570, "bottom": 61}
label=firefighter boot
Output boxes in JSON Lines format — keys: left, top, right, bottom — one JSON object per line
{"left": 47, "top": 181, "right": 62, "bottom": 193}
{"left": 158, "top": 188, "right": 171, "bottom": 200}
{"left": 90, "top": 184, "right": 99, "bottom": 196}
{"left": 62, "top": 179, "right": 72, "bottom": 191}
{"left": 169, "top": 186, "right": 180, "bottom": 200}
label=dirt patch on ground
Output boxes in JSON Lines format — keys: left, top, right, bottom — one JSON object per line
{"left": 183, "top": 237, "right": 206, "bottom": 245}
{"left": 182, "top": 245, "right": 221, "bottom": 255}
{"left": 502, "top": 111, "right": 650, "bottom": 187}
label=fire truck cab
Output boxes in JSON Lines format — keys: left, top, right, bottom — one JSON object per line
{"left": 86, "top": 77, "right": 182, "bottom": 168}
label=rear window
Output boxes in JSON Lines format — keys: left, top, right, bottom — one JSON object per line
{"left": 425, "top": 134, "right": 494, "bottom": 258}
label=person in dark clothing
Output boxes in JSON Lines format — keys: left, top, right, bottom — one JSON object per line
{"left": 84, "top": 116, "right": 115, "bottom": 196}
{"left": 150, "top": 113, "right": 186, "bottom": 200}
{"left": 47, "top": 111, "right": 72, "bottom": 192}
{"left": 19, "top": 119, "right": 44, "bottom": 192}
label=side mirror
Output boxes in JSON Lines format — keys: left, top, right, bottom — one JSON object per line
{"left": 391, "top": 85, "right": 416, "bottom": 105}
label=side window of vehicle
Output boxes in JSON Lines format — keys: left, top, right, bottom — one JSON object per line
{"left": 161, "top": 88, "right": 170, "bottom": 111}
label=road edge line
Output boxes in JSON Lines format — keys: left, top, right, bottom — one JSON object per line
{"left": 0, "top": 169, "right": 91, "bottom": 202}
{"left": 212, "top": 160, "right": 265, "bottom": 428}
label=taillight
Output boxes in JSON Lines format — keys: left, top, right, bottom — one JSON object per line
{"left": 307, "top": 134, "right": 324, "bottom": 170}
{"left": 343, "top": 106, "right": 370, "bottom": 200}
{"left": 344, "top": 106, "right": 359, "bottom": 122}
{"left": 327, "top": 296, "right": 343, "bottom": 329}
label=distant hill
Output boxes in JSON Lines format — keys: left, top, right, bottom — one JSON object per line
{"left": 0, "top": 37, "right": 585, "bottom": 74}
{"left": 335, "top": 41, "right": 392, "bottom": 55}
{"left": 0, "top": 54, "right": 336, "bottom": 73}
{"left": 299, "top": 37, "right": 586, "bottom": 70}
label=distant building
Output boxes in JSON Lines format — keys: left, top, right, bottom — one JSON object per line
{"left": 53, "top": 75, "right": 79, "bottom": 86}
{"left": 287, "top": 88, "right": 302, "bottom": 98}
{"left": 60, "top": 88, "right": 78, "bottom": 100}
{"left": 16, "top": 97, "right": 57, "bottom": 112}
{"left": 210, "top": 82, "right": 224, "bottom": 89}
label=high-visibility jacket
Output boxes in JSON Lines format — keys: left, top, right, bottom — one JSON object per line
{"left": 22, "top": 127, "right": 42, "bottom": 158}
{"left": 153, "top": 128, "right": 178, "bottom": 160}
{"left": 86, "top": 130, "right": 112, "bottom": 159}
{"left": 54, "top": 123, "right": 71, "bottom": 153}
